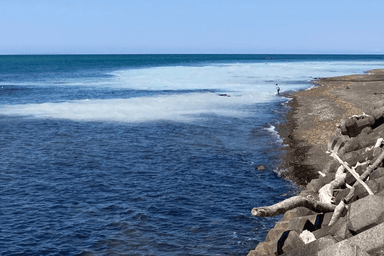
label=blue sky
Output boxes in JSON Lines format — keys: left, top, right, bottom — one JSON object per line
{"left": 1, "top": 0, "right": 383, "bottom": 54}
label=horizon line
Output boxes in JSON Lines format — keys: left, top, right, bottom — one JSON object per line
{"left": 1, "top": 53, "right": 384, "bottom": 56}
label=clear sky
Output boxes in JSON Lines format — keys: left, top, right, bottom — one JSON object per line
{"left": 1, "top": 0, "right": 383, "bottom": 54}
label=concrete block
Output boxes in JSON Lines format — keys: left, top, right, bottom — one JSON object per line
{"left": 280, "top": 239, "right": 320, "bottom": 256}
{"left": 345, "top": 163, "right": 367, "bottom": 185}
{"left": 329, "top": 216, "right": 353, "bottom": 242}
{"left": 315, "top": 173, "right": 335, "bottom": 192}
{"left": 353, "top": 180, "right": 380, "bottom": 201}
{"left": 340, "top": 125, "right": 349, "bottom": 136}
{"left": 317, "top": 235, "right": 337, "bottom": 251}
{"left": 345, "top": 118, "right": 360, "bottom": 137}
{"left": 249, "top": 242, "right": 272, "bottom": 256}
{"left": 274, "top": 230, "right": 305, "bottom": 255}
{"left": 281, "top": 207, "right": 316, "bottom": 222}
{"left": 334, "top": 135, "right": 350, "bottom": 153}
{"left": 348, "top": 195, "right": 384, "bottom": 234}
{"left": 357, "top": 133, "right": 378, "bottom": 149}
{"left": 366, "top": 147, "right": 375, "bottom": 160}
{"left": 328, "top": 134, "right": 339, "bottom": 151}
{"left": 371, "top": 167, "right": 384, "bottom": 180}
{"left": 373, "top": 147, "right": 382, "bottom": 159}
{"left": 322, "top": 159, "right": 339, "bottom": 174}
{"left": 320, "top": 222, "right": 384, "bottom": 255}
{"left": 356, "top": 118, "right": 372, "bottom": 134}
{"left": 373, "top": 108, "right": 384, "bottom": 120}
{"left": 340, "top": 118, "right": 349, "bottom": 126}
{"left": 342, "top": 148, "right": 373, "bottom": 167}
{"left": 374, "top": 100, "right": 384, "bottom": 110}
{"left": 306, "top": 179, "right": 319, "bottom": 192}
{"left": 311, "top": 212, "right": 333, "bottom": 230}
{"left": 373, "top": 121, "right": 384, "bottom": 132}
{"left": 335, "top": 127, "right": 342, "bottom": 137}
{"left": 274, "top": 221, "right": 290, "bottom": 230}
{"left": 334, "top": 188, "right": 352, "bottom": 205}
{"left": 368, "top": 115, "right": 375, "bottom": 125}
{"left": 344, "top": 138, "right": 359, "bottom": 153}
{"left": 360, "top": 126, "right": 373, "bottom": 135}
{"left": 286, "top": 216, "right": 316, "bottom": 234}
{"left": 375, "top": 176, "right": 384, "bottom": 192}
{"left": 265, "top": 227, "right": 287, "bottom": 243}
{"left": 318, "top": 242, "right": 370, "bottom": 256}
{"left": 312, "top": 225, "right": 332, "bottom": 239}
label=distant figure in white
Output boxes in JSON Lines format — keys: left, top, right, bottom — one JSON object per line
{"left": 276, "top": 84, "right": 280, "bottom": 95}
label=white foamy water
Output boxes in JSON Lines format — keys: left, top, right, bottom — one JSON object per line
{"left": 0, "top": 92, "right": 272, "bottom": 122}
{"left": 1, "top": 60, "right": 383, "bottom": 123}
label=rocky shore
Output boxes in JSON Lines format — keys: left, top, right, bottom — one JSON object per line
{"left": 248, "top": 69, "right": 384, "bottom": 255}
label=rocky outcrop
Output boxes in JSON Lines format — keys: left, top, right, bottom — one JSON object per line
{"left": 248, "top": 102, "right": 384, "bottom": 256}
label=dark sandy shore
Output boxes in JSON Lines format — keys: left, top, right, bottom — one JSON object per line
{"left": 277, "top": 69, "right": 384, "bottom": 186}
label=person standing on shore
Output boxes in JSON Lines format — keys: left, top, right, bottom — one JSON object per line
{"left": 276, "top": 84, "right": 280, "bottom": 95}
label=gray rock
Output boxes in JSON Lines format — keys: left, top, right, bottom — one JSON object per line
{"left": 370, "top": 167, "right": 384, "bottom": 180}
{"left": 281, "top": 207, "right": 316, "bottom": 222}
{"left": 329, "top": 216, "right": 353, "bottom": 242}
{"left": 333, "top": 135, "right": 350, "bottom": 153}
{"left": 345, "top": 118, "right": 360, "bottom": 137}
{"left": 356, "top": 118, "right": 372, "bottom": 134}
{"left": 319, "top": 222, "right": 384, "bottom": 255}
{"left": 286, "top": 216, "right": 316, "bottom": 234}
{"left": 273, "top": 230, "right": 305, "bottom": 255}
{"left": 317, "top": 235, "right": 337, "bottom": 251}
{"left": 328, "top": 134, "right": 340, "bottom": 151}
{"left": 318, "top": 242, "right": 370, "bottom": 256}
{"left": 353, "top": 180, "right": 380, "bottom": 201}
{"left": 348, "top": 195, "right": 384, "bottom": 234}
{"left": 257, "top": 165, "right": 266, "bottom": 170}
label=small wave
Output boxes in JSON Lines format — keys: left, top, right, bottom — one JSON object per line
{"left": 264, "top": 124, "right": 284, "bottom": 144}
{"left": 305, "top": 84, "right": 317, "bottom": 90}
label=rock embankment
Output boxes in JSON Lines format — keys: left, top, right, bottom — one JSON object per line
{"left": 249, "top": 101, "right": 384, "bottom": 256}
{"left": 248, "top": 70, "right": 384, "bottom": 256}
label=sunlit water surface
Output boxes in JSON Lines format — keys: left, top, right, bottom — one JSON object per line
{"left": 1, "top": 54, "right": 383, "bottom": 255}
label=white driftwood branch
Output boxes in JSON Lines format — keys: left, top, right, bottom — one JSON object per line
{"left": 251, "top": 196, "right": 336, "bottom": 217}
{"left": 318, "top": 171, "right": 326, "bottom": 177}
{"left": 318, "top": 172, "right": 346, "bottom": 204}
{"left": 375, "top": 138, "right": 384, "bottom": 148}
{"left": 330, "top": 152, "right": 374, "bottom": 196}
{"left": 361, "top": 149, "right": 384, "bottom": 181}
{"left": 335, "top": 165, "right": 346, "bottom": 180}
{"left": 328, "top": 200, "right": 347, "bottom": 226}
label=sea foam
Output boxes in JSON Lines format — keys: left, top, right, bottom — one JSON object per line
{"left": 2, "top": 60, "right": 384, "bottom": 123}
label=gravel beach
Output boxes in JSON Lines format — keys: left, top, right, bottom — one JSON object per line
{"left": 278, "top": 69, "right": 384, "bottom": 186}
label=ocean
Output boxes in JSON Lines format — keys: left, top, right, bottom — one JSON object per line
{"left": 1, "top": 54, "right": 384, "bottom": 255}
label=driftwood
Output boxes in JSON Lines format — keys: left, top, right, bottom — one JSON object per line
{"left": 318, "top": 172, "right": 346, "bottom": 204}
{"left": 344, "top": 149, "right": 384, "bottom": 202}
{"left": 251, "top": 196, "right": 336, "bottom": 217}
{"left": 251, "top": 142, "right": 384, "bottom": 219}
{"left": 328, "top": 200, "right": 347, "bottom": 226}
{"left": 330, "top": 152, "right": 374, "bottom": 196}
{"left": 361, "top": 148, "right": 384, "bottom": 181}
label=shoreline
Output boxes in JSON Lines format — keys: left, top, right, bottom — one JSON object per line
{"left": 247, "top": 69, "right": 384, "bottom": 255}
{"left": 277, "top": 69, "right": 384, "bottom": 187}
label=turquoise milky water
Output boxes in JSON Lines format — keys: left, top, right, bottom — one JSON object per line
{"left": 0, "top": 54, "right": 383, "bottom": 255}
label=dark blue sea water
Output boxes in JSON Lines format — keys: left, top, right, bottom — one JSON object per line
{"left": 1, "top": 55, "right": 384, "bottom": 255}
